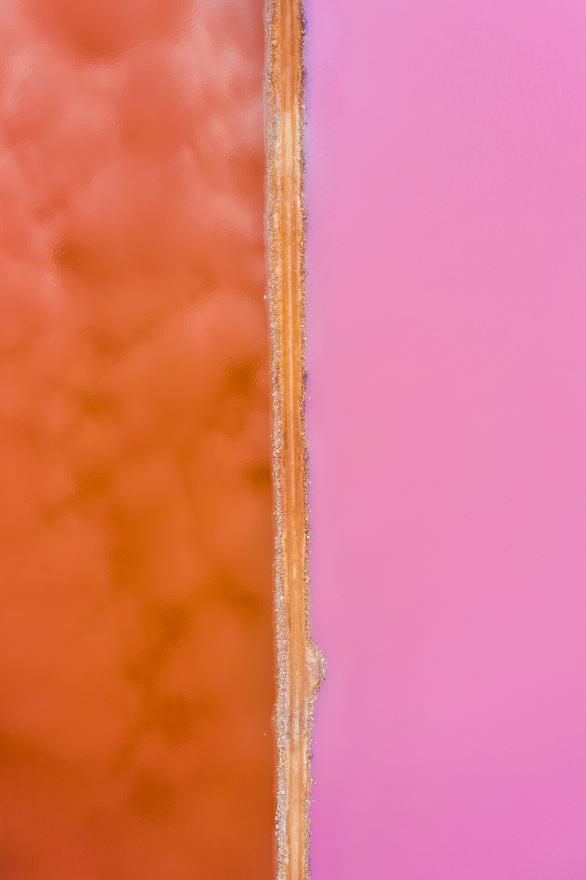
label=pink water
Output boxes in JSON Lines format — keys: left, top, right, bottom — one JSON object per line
{"left": 306, "top": 2, "right": 586, "bottom": 877}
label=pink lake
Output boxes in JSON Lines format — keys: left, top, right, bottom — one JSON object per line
{"left": 306, "top": 2, "right": 586, "bottom": 878}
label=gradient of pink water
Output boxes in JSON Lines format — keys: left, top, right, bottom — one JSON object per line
{"left": 306, "top": 2, "right": 586, "bottom": 878}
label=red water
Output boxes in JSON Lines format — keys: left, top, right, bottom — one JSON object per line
{"left": 0, "top": 2, "right": 273, "bottom": 877}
